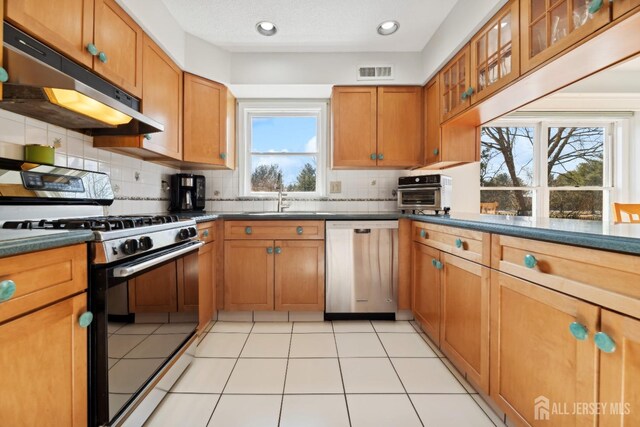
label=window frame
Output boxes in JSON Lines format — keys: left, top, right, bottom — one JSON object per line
{"left": 238, "top": 100, "right": 328, "bottom": 197}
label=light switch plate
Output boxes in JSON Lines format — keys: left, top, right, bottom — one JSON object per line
{"left": 330, "top": 181, "right": 342, "bottom": 193}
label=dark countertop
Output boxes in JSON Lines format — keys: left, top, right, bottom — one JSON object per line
{"left": 0, "top": 229, "right": 94, "bottom": 258}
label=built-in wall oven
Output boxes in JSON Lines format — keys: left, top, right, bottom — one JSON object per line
{"left": 397, "top": 174, "right": 452, "bottom": 214}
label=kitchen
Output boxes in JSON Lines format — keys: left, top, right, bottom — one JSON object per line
{"left": 0, "top": 0, "right": 639, "bottom": 426}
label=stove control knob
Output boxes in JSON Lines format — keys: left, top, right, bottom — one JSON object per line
{"left": 188, "top": 227, "right": 197, "bottom": 237}
{"left": 139, "top": 236, "right": 154, "bottom": 251}
{"left": 122, "top": 239, "right": 139, "bottom": 255}
{"left": 178, "top": 228, "right": 190, "bottom": 240}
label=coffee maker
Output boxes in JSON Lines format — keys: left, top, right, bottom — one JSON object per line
{"left": 169, "top": 174, "right": 206, "bottom": 212}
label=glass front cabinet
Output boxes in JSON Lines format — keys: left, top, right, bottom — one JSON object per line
{"left": 439, "top": 45, "right": 471, "bottom": 123}
{"left": 520, "top": 0, "right": 611, "bottom": 72}
{"left": 470, "top": 0, "right": 521, "bottom": 104}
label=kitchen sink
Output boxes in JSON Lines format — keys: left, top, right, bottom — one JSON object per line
{"left": 241, "top": 211, "right": 335, "bottom": 216}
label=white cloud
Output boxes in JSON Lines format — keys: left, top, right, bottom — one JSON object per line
{"left": 305, "top": 136, "right": 317, "bottom": 152}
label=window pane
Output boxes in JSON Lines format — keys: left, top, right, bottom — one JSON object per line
{"left": 251, "top": 116, "right": 317, "bottom": 153}
{"left": 548, "top": 127, "right": 604, "bottom": 187}
{"left": 251, "top": 156, "right": 316, "bottom": 192}
{"left": 480, "top": 127, "right": 535, "bottom": 187}
{"left": 549, "top": 190, "right": 602, "bottom": 221}
{"left": 481, "top": 190, "right": 533, "bottom": 216}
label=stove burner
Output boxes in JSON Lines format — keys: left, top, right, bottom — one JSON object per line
{"left": 2, "top": 215, "right": 181, "bottom": 232}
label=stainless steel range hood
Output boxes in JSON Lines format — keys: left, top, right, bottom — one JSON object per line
{"left": 0, "top": 22, "right": 163, "bottom": 136}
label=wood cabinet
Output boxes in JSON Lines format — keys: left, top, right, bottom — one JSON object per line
{"left": 490, "top": 271, "right": 599, "bottom": 426}
{"left": 177, "top": 251, "right": 199, "bottom": 312}
{"left": 424, "top": 77, "right": 441, "bottom": 166}
{"left": 332, "top": 86, "right": 422, "bottom": 168}
{"left": 413, "top": 221, "right": 491, "bottom": 266}
{"left": 411, "top": 241, "right": 441, "bottom": 345}
{"left": 0, "top": 0, "right": 5, "bottom": 100}
{"left": 613, "top": 0, "right": 640, "bottom": 19}
{"left": 470, "top": 0, "right": 520, "bottom": 104}
{"left": 224, "top": 221, "right": 325, "bottom": 311}
{"left": 440, "top": 45, "right": 471, "bottom": 122}
{"left": 5, "top": 0, "right": 143, "bottom": 97}
{"left": 197, "top": 222, "right": 216, "bottom": 331}
{"left": 183, "top": 73, "right": 236, "bottom": 169}
{"left": 520, "top": 0, "right": 611, "bottom": 73}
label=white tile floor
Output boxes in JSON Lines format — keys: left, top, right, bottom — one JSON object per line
{"left": 144, "top": 320, "right": 505, "bottom": 427}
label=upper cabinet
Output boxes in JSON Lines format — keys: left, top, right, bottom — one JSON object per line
{"left": 0, "top": 0, "right": 5, "bottom": 100}
{"left": 332, "top": 86, "right": 422, "bottom": 169}
{"left": 520, "top": 0, "right": 611, "bottom": 73}
{"left": 613, "top": 0, "right": 640, "bottom": 19}
{"left": 183, "top": 73, "right": 236, "bottom": 169}
{"left": 5, "top": 0, "right": 143, "bottom": 97}
{"left": 470, "top": 0, "right": 520, "bottom": 104}
{"left": 439, "top": 45, "right": 471, "bottom": 123}
{"left": 424, "top": 77, "right": 441, "bottom": 166}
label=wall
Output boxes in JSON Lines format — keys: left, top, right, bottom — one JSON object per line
{"left": 410, "top": 163, "right": 481, "bottom": 213}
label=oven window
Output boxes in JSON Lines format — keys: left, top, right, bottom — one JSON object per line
{"left": 401, "top": 189, "right": 436, "bottom": 205}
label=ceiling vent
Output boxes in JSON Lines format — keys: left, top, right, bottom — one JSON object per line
{"left": 357, "top": 65, "right": 394, "bottom": 81}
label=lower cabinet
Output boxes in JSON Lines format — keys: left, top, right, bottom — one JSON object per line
{"left": 274, "top": 240, "right": 325, "bottom": 311}
{"left": 411, "top": 241, "right": 441, "bottom": 345}
{"left": 0, "top": 293, "right": 88, "bottom": 427}
{"left": 197, "top": 239, "right": 215, "bottom": 330}
{"left": 224, "top": 240, "right": 274, "bottom": 311}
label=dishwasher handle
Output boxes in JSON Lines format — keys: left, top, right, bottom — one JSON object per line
{"left": 354, "top": 229, "right": 371, "bottom": 234}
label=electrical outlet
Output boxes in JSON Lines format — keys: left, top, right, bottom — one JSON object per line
{"left": 330, "top": 181, "right": 342, "bottom": 193}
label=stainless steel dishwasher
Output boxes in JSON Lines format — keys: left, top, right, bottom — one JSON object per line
{"left": 325, "top": 220, "right": 399, "bottom": 319}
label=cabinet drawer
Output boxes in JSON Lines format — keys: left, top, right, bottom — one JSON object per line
{"left": 491, "top": 234, "right": 640, "bottom": 317}
{"left": 225, "top": 221, "right": 325, "bottom": 240}
{"left": 412, "top": 221, "right": 490, "bottom": 266}
{"left": 0, "top": 244, "right": 87, "bottom": 323}
{"left": 197, "top": 221, "right": 216, "bottom": 243}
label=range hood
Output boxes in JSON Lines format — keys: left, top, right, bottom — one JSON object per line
{"left": 0, "top": 22, "right": 163, "bottom": 136}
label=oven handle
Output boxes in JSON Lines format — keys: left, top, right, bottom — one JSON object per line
{"left": 112, "top": 241, "right": 205, "bottom": 278}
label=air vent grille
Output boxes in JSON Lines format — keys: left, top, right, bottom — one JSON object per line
{"left": 357, "top": 65, "right": 394, "bottom": 81}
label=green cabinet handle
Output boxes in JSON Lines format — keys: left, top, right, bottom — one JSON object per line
{"left": 466, "top": 87, "right": 475, "bottom": 97}
{"left": 589, "top": 0, "right": 603, "bottom": 14}
{"left": 431, "top": 259, "right": 437, "bottom": 267}
{"left": 220, "top": 153, "right": 227, "bottom": 160}
{"left": 275, "top": 247, "right": 282, "bottom": 254}
{"left": 378, "top": 153, "right": 384, "bottom": 160}
{"left": 98, "top": 51, "right": 108, "bottom": 63}
{"left": 0, "top": 280, "right": 17, "bottom": 302}
{"left": 202, "top": 230, "right": 209, "bottom": 237}
{"left": 245, "top": 226, "right": 252, "bottom": 235}
{"left": 144, "top": 134, "right": 152, "bottom": 140}
{"left": 461, "top": 91, "right": 468, "bottom": 100}
{"left": 267, "top": 247, "right": 274, "bottom": 254}
{"left": 296, "top": 226, "right": 303, "bottom": 235}
{"left": 524, "top": 254, "right": 537, "bottom": 269}
{"left": 434, "top": 260, "right": 443, "bottom": 270}
{"left": 433, "top": 148, "right": 439, "bottom": 156}
{"left": 0, "top": 67, "right": 8, "bottom": 83}
{"left": 569, "top": 322, "right": 588, "bottom": 341}
{"left": 594, "top": 331, "right": 616, "bottom": 353}
{"left": 86, "top": 43, "right": 98, "bottom": 56}
{"left": 78, "top": 311, "right": 93, "bottom": 328}
{"left": 370, "top": 153, "right": 377, "bottom": 161}
{"left": 420, "top": 229, "right": 427, "bottom": 239}
{"left": 455, "top": 238, "right": 464, "bottom": 249}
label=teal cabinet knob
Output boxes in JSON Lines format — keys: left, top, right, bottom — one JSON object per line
{"left": 86, "top": 43, "right": 98, "bottom": 56}
{"left": 245, "top": 226, "right": 252, "bottom": 235}
{"left": 78, "top": 311, "right": 93, "bottom": 328}
{"left": 524, "top": 254, "right": 537, "bottom": 269}
{"left": 589, "top": 0, "right": 603, "bottom": 14}
{"left": 144, "top": 134, "right": 152, "bottom": 140}
{"left": 220, "top": 152, "right": 227, "bottom": 160}
{"left": 98, "top": 51, "right": 108, "bottom": 63}
{"left": 594, "top": 332, "right": 616, "bottom": 353}
{"left": 296, "top": 226, "right": 303, "bottom": 235}
{"left": 433, "top": 148, "right": 439, "bottom": 156}
{"left": 420, "top": 229, "right": 427, "bottom": 239}
{"left": 275, "top": 247, "right": 282, "bottom": 254}
{"left": 569, "top": 322, "right": 588, "bottom": 341}
{"left": 370, "top": 153, "right": 377, "bottom": 161}
{"left": 434, "top": 260, "right": 443, "bottom": 270}
{"left": 0, "top": 280, "right": 17, "bottom": 302}
{"left": 378, "top": 153, "right": 384, "bottom": 160}
{"left": 461, "top": 92, "right": 468, "bottom": 100}
{"left": 455, "top": 238, "right": 463, "bottom": 249}
{"left": 202, "top": 230, "right": 209, "bottom": 237}
{"left": 466, "top": 87, "right": 475, "bottom": 97}
{"left": 267, "top": 247, "right": 274, "bottom": 254}
{"left": 0, "top": 67, "right": 9, "bottom": 83}
{"left": 431, "top": 259, "right": 437, "bottom": 267}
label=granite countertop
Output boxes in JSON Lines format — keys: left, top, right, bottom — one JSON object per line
{"left": 0, "top": 229, "right": 95, "bottom": 258}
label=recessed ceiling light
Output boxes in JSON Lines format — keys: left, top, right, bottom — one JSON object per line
{"left": 256, "top": 21, "right": 277, "bottom": 36}
{"left": 377, "top": 20, "right": 399, "bottom": 36}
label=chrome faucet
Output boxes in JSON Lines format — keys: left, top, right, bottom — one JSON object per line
{"left": 277, "top": 189, "right": 291, "bottom": 212}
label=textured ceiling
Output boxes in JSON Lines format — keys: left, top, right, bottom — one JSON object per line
{"left": 160, "top": 0, "right": 458, "bottom": 52}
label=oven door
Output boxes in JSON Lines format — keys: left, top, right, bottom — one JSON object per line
{"left": 397, "top": 187, "right": 442, "bottom": 209}
{"left": 89, "top": 241, "right": 204, "bottom": 426}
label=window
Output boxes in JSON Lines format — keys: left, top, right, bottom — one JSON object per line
{"left": 239, "top": 101, "right": 327, "bottom": 196}
{"left": 480, "top": 119, "right": 616, "bottom": 221}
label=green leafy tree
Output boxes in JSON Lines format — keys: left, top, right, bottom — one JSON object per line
{"left": 287, "top": 163, "right": 316, "bottom": 192}
{"left": 251, "top": 164, "right": 283, "bottom": 192}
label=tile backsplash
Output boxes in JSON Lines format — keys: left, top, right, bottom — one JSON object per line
{"left": 0, "top": 109, "right": 405, "bottom": 215}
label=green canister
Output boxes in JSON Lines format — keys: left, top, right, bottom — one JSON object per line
{"left": 24, "top": 144, "right": 55, "bottom": 165}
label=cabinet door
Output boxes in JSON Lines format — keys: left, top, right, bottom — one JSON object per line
{"left": 224, "top": 240, "right": 274, "bottom": 311}
{"left": 490, "top": 271, "right": 599, "bottom": 427}
{"left": 520, "top": 0, "right": 611, "bottom": 73}
{"left": 377, "top": 86, "right": 422, "bottom": 167}
{"left": 197, "top": 242, "right": 215, "bottom": 331}
{"left": 613, "top": 0, "right": 640, "bottom": 19}
{"left": 1, "top": 0, "right": 4, "bottom": 100}
{"left": 177, "top": 250, "right": 199, "bottom": 312}
{"left": 274, "top": 240, "right": 325, "bottom": 311}
{"left": 93, "top": 0, "right": 143, "bottom": 97}
{"left": 598, "top": 310, "right": 640, "bottom": 427}
{"left": 183, "top": 73, "right": 234, "bottom": 167}
{"left": 470, "top": 0, "right": 520, "bottom": 103}
{"left": 5, "top": 0, "right": 94, "bottom": 67}
{"left": 128, "top": 261, "right": 177, "bottom": 313}
{"left": 440, "top": 45, "right": 471, "bottom": 122}
{"left": 411, "top": 242, "right": 441, "bottom": 345}
{"left": 332, "top": 86, "right": 377, "bottom": 168}
{"left": 440, "top": 253, "right": 490, "bottom": 393}
{"left": 424, "top": 77, "right": 441, "bottom": 165}
{"left": 140, "top": 35, "right": 183, "bottom": 160}
{"left": 0, "top": 293, "right": 87, "bottom": 427}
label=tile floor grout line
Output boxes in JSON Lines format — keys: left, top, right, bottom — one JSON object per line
{"left": 371, "top": 322, "right": 426, "bottom": 427}
{"left": 276, "top": 330, "right": 293, "bottom": 427}
{"left": 331, "top": 320, "right": 353, "bottom": 427}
